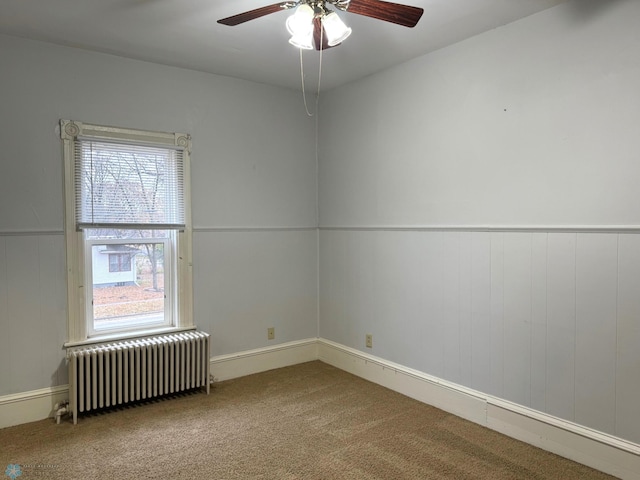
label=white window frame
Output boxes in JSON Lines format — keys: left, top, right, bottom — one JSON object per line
{"left": 61, "top": 120, "right": 194, "bottom": 346}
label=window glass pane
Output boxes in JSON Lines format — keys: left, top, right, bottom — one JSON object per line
{"left": 88, "top": 229, "right": 169, "bottom": 332}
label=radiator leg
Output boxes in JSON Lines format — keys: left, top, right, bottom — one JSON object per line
{"left": 69, "top": 354, "right": 78, "bottom": 424}
{"left": 206, "top": 336, "right": 211, "bottom": 395}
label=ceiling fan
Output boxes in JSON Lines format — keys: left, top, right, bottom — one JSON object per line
{"left": 217, "top": 0, "right": 424, "bottom": 50}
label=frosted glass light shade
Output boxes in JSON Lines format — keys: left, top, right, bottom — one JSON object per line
{"left": 286, "top": 4, "right": 314, "bottom": 36}
{"left": 322, "top": 12, "right": 351, "bottom": 46}
{"left": 289, "top": 32, "right": 314, "bottom": 50}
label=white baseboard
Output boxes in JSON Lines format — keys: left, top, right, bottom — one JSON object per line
{"left": 209, "top": 338, "right": 318, "bottom": 382}
{"left": 318, "top": 338, "right": 640, "bottom": 480}
{"left": 0, "top": 385, "right": 69, "bottom": 429}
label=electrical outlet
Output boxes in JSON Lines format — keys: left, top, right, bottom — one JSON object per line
{"left": 268, "top": 327, "right": 275, "bottom": 340}
{"left": 366, "top": 334, "right": 373, "bottom": 348}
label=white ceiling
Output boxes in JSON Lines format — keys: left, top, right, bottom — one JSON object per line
{"left": 0, "top": 0, "right": 567, "bottom": 91}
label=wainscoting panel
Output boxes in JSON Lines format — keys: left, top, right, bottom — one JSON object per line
{"left": 470, "top": 232, "right": 491, "bottom": 394}
{"left": 0, "top": 236, "right": 7, "bottom": 387}
{"left": 502, "top": 233, "right": 533, "bottom": 407}
{"left": 530, "top": 233, "right": 548, "bottom": 413}
{"left": 193, "top": 229, "right": 318, "bottom": 357}
{"left": 616, "top": 234, "right": 640, "bottom": 444}
{"left": 0, "top": 233, "right": 67, "bottom": 397}
{"left": 545, "top": 233, "right": 577, "bottom": 421}
{"left": 489, "top": 232, "right": 504, "bottom": 398}
{"left": 574, "top": 234, "right": 618, "bottom": 435}
{"left": 420, "top": 232, "right": 446, "bottom": 378}
{"left": 319, "top": 228, "right": 640, "bottom": 445}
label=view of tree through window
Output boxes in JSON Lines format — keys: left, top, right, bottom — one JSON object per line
{"left": 76, "top": 140, "right": 183, "bottom": 228}
{"left": 88, "top": 231, "right": 169, "bottom": 331}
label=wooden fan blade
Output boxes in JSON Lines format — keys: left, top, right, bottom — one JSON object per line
{"left": 217, "top": 2, "right": 289, "bottom": 26}
{"left": 345, "top": 0, "right": 423, "bottom": 27}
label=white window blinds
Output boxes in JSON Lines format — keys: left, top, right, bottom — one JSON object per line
{"left": 74, "top": 139, "right": 185, "bottom": 230}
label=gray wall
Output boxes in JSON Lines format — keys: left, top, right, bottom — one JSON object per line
{"left": 0, "top": 34, "right": 318, "bottom": 395}
{"left": 318, "top": 0, "right": 640, "bottom": 444}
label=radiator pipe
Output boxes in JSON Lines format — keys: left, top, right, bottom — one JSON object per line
{"left": 54, "top": 401, "right": 69, "bottom": 424}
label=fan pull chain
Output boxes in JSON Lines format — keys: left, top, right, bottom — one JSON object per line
{"left": 299, "top": 25, "right": 323, "bottom": 117}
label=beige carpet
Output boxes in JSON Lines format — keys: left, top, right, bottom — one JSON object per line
{"left": 0, "top": 361, "right": 617, "bottom": 479}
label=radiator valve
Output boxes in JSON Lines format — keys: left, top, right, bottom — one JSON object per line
{"left": 54, "top": 401, "right": 70, "bottom": 424}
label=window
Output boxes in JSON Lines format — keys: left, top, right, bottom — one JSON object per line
{"left": 61, "top": 120, "right": 193, "bottom": 344}
{"left": 108, "top": 253, "right": 132, "bottom": 273}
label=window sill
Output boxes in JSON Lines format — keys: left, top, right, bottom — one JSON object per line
{"left": 63, "top": 326, "right": 197, "bottom": 349}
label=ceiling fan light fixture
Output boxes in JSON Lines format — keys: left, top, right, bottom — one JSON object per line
{"left": 286, "top": 4, "right": 315, "bottom": 36}
{"left": 322, "top": 11, "right": 352, "bottom": 46}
